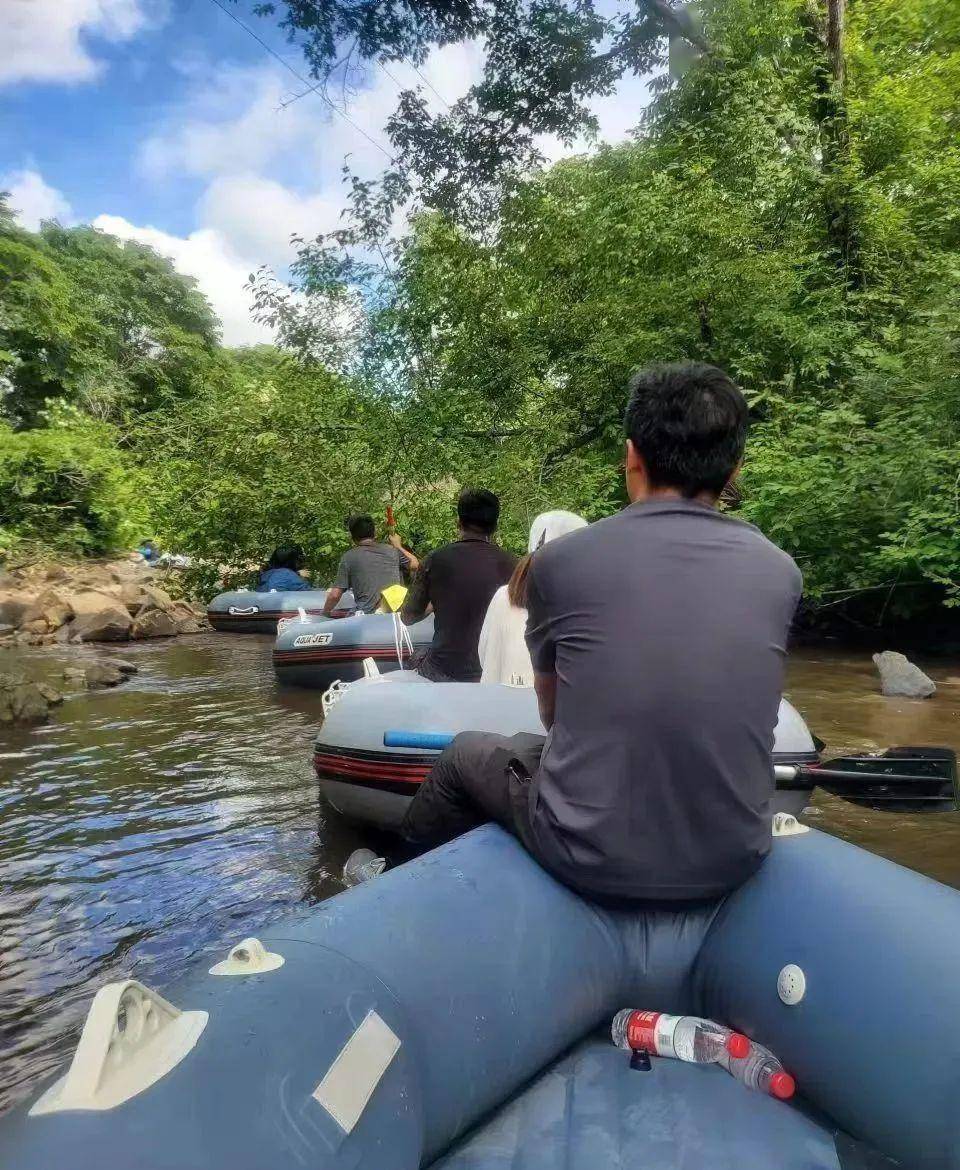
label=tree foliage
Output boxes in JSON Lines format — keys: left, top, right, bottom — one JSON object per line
{"left": 1, "top": 0, "right": 958, "bottom": 631}
{"left": 254, "top": 0, "right": 686, "bottom": 226}
{"left": 0, "top": 201, "right": 220, "bottom": 428}
{"left": 0, "top": 409, "right": 148, "bottom": 559}
{"left": 256, "top": 0, "right": 960, "bottom": 621}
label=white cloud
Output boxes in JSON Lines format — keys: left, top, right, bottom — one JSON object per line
{"left": 120, "top": 46, "right": 489, "bottom": 346}
{"left": 85, "top": 39, "right": 647, "bottom": 349}
{"left": 92, "top": 213, "right": 273, "bottom": 347}
{"left": 139, "top": 41, "right": 487, "bottom": 186}
{"left": 198, "top": 175, "right": 342, "bottom": 269}
{"left": 139, "top": 64, "right": 321, "bottom": 181}
{"left": 0, "top": 0, "right": 158, "bottom": 86}
{"left": 2, "top": 168, "right": 73, "bottom": 229}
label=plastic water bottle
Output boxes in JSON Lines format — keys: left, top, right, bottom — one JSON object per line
{"left": 611, "top": 1010, "right": 747, "bottom": 1064}
{"left": 719, "top": 1037, "right": 796, "bottom": 1099}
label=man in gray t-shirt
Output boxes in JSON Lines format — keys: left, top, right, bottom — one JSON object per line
{"left": 401, "top": 363, "right": 801, "bottom": 905}
{"left": 323, "top": 513, "right": 420, "bottom": 615}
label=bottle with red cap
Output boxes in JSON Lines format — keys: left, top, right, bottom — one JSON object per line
{"left": 720, "top": 1036, "right": 796, "bottom": 1100}
{"left": 611, "top": 1010, "right": 748, "bottom": 1064}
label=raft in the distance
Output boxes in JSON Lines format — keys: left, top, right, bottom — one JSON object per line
{"left": 207, "top": 589, "right": 354, "bottom": 634}
{"left": 3, "top": 823, "right": 959, "bottom": 1170}
{"left": 314, "top": 681, "right": 822, "bottom": 830}
{"left": 273, "top": 612, "right": 434, "bottom": 689}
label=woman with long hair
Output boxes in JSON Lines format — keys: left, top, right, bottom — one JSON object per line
{"left": 478, "top": 510, "right": 587, "bottom": 686}
{"left": 257, "top": 544, "right": 311, "bottom": 591}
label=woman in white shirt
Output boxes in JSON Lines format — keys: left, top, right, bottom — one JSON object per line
{"left": 478, "top": 510, "right": 587, "bottom": 686}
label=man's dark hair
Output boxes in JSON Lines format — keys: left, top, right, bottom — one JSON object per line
{"left": 346, "top": 513, "right": 376, "bottom": 541}
{"left": 624, "top": 362, "right": 749, "bottom": 498}
{"left": 457, "top": 488, "right": 500, "bottom": 535}
{"left": 267, "top": 543, "right": 305, "bottom": 571}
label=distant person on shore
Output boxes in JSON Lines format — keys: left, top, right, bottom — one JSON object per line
{"left": 401, "top": 363, "right": 802, "bottom": 906}
{"left": 478, "top": 510, "right": 587, "bottom": 687}
{"left": 401, "top": 489, "right": 517, "bottom": 682}
{"left": 323, "top": 513, "right": 420, "bottom": 616}
{"left": 258, "top": 544, "right": 311, "bottom": 592}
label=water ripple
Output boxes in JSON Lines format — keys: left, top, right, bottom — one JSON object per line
{"left": 0, "top": 633, "right": 361, "bottom": 1114}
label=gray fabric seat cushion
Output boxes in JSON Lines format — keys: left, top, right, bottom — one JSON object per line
{"left": 432, "top": 1037, "right": 840, "bottom": 1170}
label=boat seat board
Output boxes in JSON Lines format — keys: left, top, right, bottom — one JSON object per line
{"left": 432, "top": 1037, "right": 841, "bottom": 1170}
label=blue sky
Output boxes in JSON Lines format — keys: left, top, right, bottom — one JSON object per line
{"left": 2, "top": 0, "right": 652, "bottom": 344}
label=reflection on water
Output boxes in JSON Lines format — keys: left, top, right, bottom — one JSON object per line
{"left": 0, "top": 637, "right": 958, "bottom": 1113}
{"left": 0, "top": 634, "right": 363, "bottom": 1115}
{"left": 786, "top": 648, "right": 960, "bottom": 888}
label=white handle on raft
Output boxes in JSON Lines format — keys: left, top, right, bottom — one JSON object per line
{"left": 772, "top": 812, "right": 810, "bottom": 837}
{"left": 29, "top": 981, "right": 208, "bottom": 1115}
{"left": 209, "top": 936, "right": 284, "bottom": 976}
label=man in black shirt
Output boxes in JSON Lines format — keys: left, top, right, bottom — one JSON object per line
{"left": 401, "top": 489, "right": 516, "bottom": 682}
{"left": 401, "top": 363, "right": 801, "bottom": 905}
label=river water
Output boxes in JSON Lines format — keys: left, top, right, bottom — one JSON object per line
{"left": 0, "top": 635, "right": 958, "bottom": 1114}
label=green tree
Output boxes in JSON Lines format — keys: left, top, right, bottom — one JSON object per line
{"left": 0, "top": 208, "right": 220, "bottom": 427}
{"left": 0, "top": 409, "right": 148, "bottom": 559}
{"left": 257, "top": 0, "right": 960, "bottom": 621}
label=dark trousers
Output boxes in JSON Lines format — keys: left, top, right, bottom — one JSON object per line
{"left": 401, "top": 732, "right": 729, "bottom": 912}
{"left": 400, "top": 732, "right": 547, "bottom": 851}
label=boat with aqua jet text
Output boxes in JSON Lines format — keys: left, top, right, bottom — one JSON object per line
{"left": 273, "top": 611, "right": 434, "bottom": 688}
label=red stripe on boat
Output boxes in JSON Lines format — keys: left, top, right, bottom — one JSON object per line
{"left": 313, "top": 752, "right": 431, "bottom": 785}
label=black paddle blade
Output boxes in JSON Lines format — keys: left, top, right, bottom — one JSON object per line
{"left": 814, "top": 746, "right": 958, "bottom": 812}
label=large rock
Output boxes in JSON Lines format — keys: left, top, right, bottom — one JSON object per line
{"left": 130, "top": 609, "right": 178, "bottom": 639}
{"left": 0, "top": 677, "right": 63, "bottom": 724}
{"left": 70, "top": 590, "right": 123, "bottom": 618}
{"left": 0, "top": 594, "right": 33, "bottom": 629}
{"left": 118, "top": 582, "right": 147, "bottom": 615}
{"left": 53, "top": 622, "right": 74, "bottom": 645}
{"left": 169, "top": 601, "right": 203, "bottom": 633}
{"left": 99, "top": 657, "right": 138, "bottom": 675}
{"left": 22, "top": 588, "right": 73, "bottom": 631}
{"left": 63, "top": 660, "right": 128, "bottom": 689}
{"left": 137, "top": 584, "right": 175, "bottom": 614}
{"left": 71, "top": 605, "right": 132, "bottom": 643}
{"left": 873, "top": 651, "right": 936, "bottom": 698}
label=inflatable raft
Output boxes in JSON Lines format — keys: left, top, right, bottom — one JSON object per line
{"left": 207, "top": 589, "right": 354, "bottom": 634}
{"left": 273, "top": 613, "right": 435, "bottom": 688}
{"left": 314, "top": 681, "right": 821, "bottom": 829}
{"left": 3, "top": 823, "right": 958, "bottom": 1170}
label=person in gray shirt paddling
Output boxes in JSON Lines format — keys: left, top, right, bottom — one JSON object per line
{"left": 323, "top": 513, "right": 420, "bottom": 616}
{"left": 401, "top": 362, "right": 802, "bottom": 904}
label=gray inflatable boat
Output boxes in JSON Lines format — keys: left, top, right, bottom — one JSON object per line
{"left": 3, "top": 822, "right": 959, "bottom": 1169}
{"left": 207, "top": 589, "right": 355, "bottom": 634}
{"left": 274, "top": 613, "right": 435, "bottom": 688}
{"left": 314, "top": 682, "right": 822, "bottom": 829}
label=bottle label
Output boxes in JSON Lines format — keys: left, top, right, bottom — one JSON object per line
{"left": 625, "top": 1012, "right": 681, "bottom": 1058}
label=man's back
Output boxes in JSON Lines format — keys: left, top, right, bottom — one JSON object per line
{"left": 335, "top": 543, "right": 405, "bottom": 613}
{"left": 406, "top": 537, "right": 517, "bottom": 681}
{"left": 525, "top": 500, "right": 802, "bottom": 901}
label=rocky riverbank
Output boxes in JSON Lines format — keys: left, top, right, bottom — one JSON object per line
{"left": 0, "top": 556, "right": 207, "bottom": 648}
